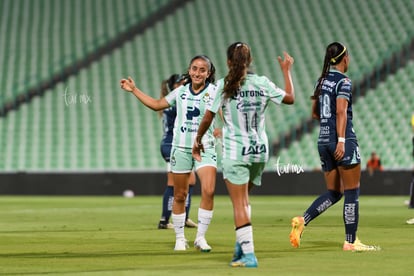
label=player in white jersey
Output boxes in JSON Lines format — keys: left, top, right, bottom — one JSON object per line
{"left": 120, "top": 55, "right": 218, "bottom": 252}
{"left": 158, "top": 74, "right": 197, "bottom": 230}
{"left": 193, "top": 42, "right": 295, "bottom": 267}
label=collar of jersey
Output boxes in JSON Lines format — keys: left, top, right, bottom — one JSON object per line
{"left": 329, "top": 68, "right": 348, "bottom": 77}
{"left": 189, "top": 81, "right": 210, "bottom": 95}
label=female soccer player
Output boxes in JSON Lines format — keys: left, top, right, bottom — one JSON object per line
{"left": 193, "top": 42, "right": 295, "bottom": 267}
{"left": 289, "top": 42, "right": 380, "bottom": 252}
{"left": 120, "top": 55, "right": 218, "bottom": 252}
{"left": 158, "top": 74, "right": 197, "bottom": 230}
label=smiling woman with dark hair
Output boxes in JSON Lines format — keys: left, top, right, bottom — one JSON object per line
{"left": 158, "top": 74, "right": 197, "bottom": 230}
{"left": 120, "top": 54, "right": 219, "bottom": 252}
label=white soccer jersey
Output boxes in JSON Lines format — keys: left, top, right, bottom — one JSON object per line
{"left": 210, "top": 74, "right": 286, "bottom": 162}
{"left": 165, "top": 82, "right": 218, "bottom": 150}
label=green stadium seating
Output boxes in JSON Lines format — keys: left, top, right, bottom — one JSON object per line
{"left": 1, "top": 0, "right": 413, "bottom": 171}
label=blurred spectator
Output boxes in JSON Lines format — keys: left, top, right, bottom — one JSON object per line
{"left": 366, "top": 151, "right": 383, "bottom": 176}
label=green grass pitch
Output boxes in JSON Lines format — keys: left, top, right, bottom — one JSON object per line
{"left": 0, "top": 195, "right": 413, "bottom": 275}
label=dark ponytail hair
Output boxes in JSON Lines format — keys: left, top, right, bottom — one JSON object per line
{"left": 187, "top": 55, "right": 216, "bottom": 84}
{"left": 159, "top": 74, "right": 187, "bottom": 117}
{"left": 160, "top": 74, "right": 187, "bottom": 98}
{"left": 311, "top": 42, "right": 347, "bottom": 100}
{"left": 223, "top": 42, "right": 252, "bottom": 99}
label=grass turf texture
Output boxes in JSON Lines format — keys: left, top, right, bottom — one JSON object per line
{"left": 0, "top": 195, "right": 413, "bottom": 275}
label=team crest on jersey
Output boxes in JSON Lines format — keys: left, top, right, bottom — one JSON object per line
{"left": 202, "top": 93, "right": 211, "bottom": 103}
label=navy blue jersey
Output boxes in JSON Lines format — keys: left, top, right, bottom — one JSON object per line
{"left": 161, "top": 106, "right": 176, "bottom": 145}
{"left": 317, "top": 69, "right": 357, "bottom": 144}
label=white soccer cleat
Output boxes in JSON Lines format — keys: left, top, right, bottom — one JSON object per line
{"left": 174, "top": 238, "right": 189, "bottom": 251}
{"left": 343, "top": 238, "right": 381, "bottom": 252}
{"left": 194, "top": 237, "right": 212, "bottom": 252}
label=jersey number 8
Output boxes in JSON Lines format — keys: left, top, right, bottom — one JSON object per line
{"left": 320, "top": 94, "right": 331, "bottom": 119}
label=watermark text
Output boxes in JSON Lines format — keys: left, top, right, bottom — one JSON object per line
{"left": 274, "top": 156, "right": 305, "bottom": 176}
{"left": 63, "top": 87, "right": 92, "bottom": 106}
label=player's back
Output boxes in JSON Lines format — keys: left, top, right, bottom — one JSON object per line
{"left": 317, "top": 70, "right": 356, "bottom": 145}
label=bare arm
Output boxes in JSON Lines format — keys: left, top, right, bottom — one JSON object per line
{"left": 277, "top": 52, "right": 295, "bottom": 105}
{"left": 120, "top": 77, "right": 170, "bottom": 111}
{"left": 213, "top": 109, "right": 224, "bottom": 138}
{"left": 334, "top": 98, "right": 348, "bottom": 160}
{"left": 192, "top": 110, "right": 216, "bottom": 161}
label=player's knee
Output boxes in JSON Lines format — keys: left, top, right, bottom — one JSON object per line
{"left": 174, "top": 192, "right": 187, "bottom": 204}
{"left": 201, "top": 187, "right": 215, "bottom": 200}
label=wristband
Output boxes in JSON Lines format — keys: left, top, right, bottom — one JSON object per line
{"left": 338, "top": 137, "right": 345, "bottom": 143}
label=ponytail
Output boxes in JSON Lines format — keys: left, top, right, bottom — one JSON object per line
{"left": 311, "top": 42, "right": 347, "bottom": 100}
{"left": 159, "top": 74, "right": 187, "bottom": 117}
{"left": 223, "top": 42, "right": 252, "bottom": 99}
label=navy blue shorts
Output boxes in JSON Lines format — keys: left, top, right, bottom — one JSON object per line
{"left": 160, "top": 143, "right": 172, "bottom": 163}
{"left": 317, "top": 139, "right": 361, "bottom": 172}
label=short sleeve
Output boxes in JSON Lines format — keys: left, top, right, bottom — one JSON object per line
{"left": 337, "top": 78, "right": 352, "bottom": 101}
{"left": 164, "top": 88, "right": 177, "bottom": 106}
{"left": 208, "top": 80, "right": 223, "bottom": 114}
{"left": 266, "top": 77, "right": 286, "bottom": 105}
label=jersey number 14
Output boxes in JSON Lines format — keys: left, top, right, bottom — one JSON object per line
{"left": 243, "top": 112, "right": 258, "bottom": 132}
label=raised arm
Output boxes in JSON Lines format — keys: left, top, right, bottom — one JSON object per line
{"left": 120, "top": 77, "right": 170, "bottom": 111}
{"left": 277, "top": 52, "right": 295, "bottom": 105}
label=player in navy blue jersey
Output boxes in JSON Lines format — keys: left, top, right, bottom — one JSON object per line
{"left": 158, "top": 74, "right": 197, "bottom": 230}
{"left": 289, "top": 42, "right": 380, "bottom": 251}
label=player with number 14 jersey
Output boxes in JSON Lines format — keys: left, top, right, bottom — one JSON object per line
{"left": 209, "top": 74, "right": 286, "bottom": 163}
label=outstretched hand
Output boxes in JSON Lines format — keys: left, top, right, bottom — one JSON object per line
{"left": 120, "top": 77, "right": 136, "bottom": 92}
{"left": 277, "top": 52, "right": 294, "bottom": 71}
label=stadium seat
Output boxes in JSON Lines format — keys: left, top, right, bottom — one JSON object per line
{"left": 1, "top": 0, "right": 414, "bottom": 171}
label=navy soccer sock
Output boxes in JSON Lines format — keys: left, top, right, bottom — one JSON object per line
{"left": 409, "top": 176, "right": 414, "bottom": 208}
{"left": 185, "top": 185, "right": 194, "bottom": 220}
{"left": 161, "top": 186, "right": 174, "bottom": 223}
{"left": 343, "top": 188, "right": 359, "bottom": 243}
{"left": 303, "top": 190, "right": 342, "bottom": 225}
